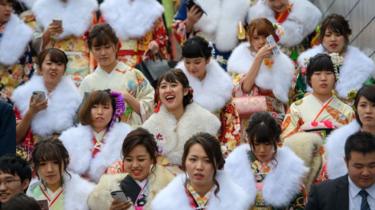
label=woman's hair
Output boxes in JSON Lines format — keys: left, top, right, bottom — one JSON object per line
{"left": 122, "top": 128, "right": 158, "bottom": 166}
{"left": 156, "top": 68, "right": 193, "bottom": 108}
{"left": 2, "top": 193, "right": 41, "bottom": 210}
{"left": 306, "top": 53, "right": 336, "bottom": 86}
{"left": 246, "top": 112, "right": 281, "bottom": 152}
{"left": 181, "top": 132, "right": 225, "bottom": 195}
{"left": 31, "top": 139, "right": 70, "bottom": 182}
{"left": 37, "top": 48, "right": 68, "bottom": 70}
{"left": 320, "top": 14, "right": 352, "bottom": 44}
{"left": 247, "top": 18, "right": 277, "bottom": 42}
{"left": 181, "top": 36, "right": 212, "bottom": 59}
{"left": 88, "top": 23, "right": 119, "bottom": 49}
{"left": 78, "top": 90, "right": 115, "bottom": 126}
{"left": 354, "top": 85, "right": 375, "bottom": 126}
{"left": 0, "top": 0, "right": 13, "bottom": 5}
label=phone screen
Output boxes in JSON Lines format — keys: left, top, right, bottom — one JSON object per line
{"left": 32, "top": 91, "right": 46, "bottom": 102}
{"left": 111, "top": 191, "right": 129, "bottom": 202}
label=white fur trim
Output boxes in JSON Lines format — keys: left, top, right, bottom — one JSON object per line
{"left": 249, "top": 0, "right": 321, "bottom": 47}
{"left": 20, "top": 0, "right": 36, "bottom": 8}
{"left": 32, "top": 0, "right": 98, "bottom": 39}
{"left": 151, "top": 171, "right": 251, "bottom": 210}
{"left": 176, "top": 60, "right": 233, "bottom": 112}
{"left": 225, "top": 144, "right": 307, "bottom": 207}
{"left": 326, "top": 120, "right": 360, "bottom": 179}
{"left": 193, "top": 0, "right": 249, "bottom": 52}
{"left": 100, "top": 0, "right": 163, "bottom": 40}
{"left": 227, "top": 42, "right": 295, "bottom": 103}
{"left": 60, "top": 122, "right": 132, "bottom": 183}
{"left": 11, "top": 75, "right": 82, "bottom": 137}
{"left": 0, "top": 14, "right": 32, "bottom": 65}
{"left": 142, "top": 102, "right": 220, "bottom": 165}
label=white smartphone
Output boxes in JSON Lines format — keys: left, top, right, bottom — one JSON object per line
{"left": 111, "top": 191, "right": 130, "bottom": 202}
{"left": 266, "top": 35, "right": 280, "bottom": 55}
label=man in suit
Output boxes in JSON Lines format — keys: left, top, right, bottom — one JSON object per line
{"left": 306, "top": 131, "right": 375, "bottom": 210}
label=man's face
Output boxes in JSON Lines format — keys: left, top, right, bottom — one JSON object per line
{"left": 0, "top": 171, "right": 29, "bottom": 203}
{"left": 346, "top": 151, "right": 375, "bottom": 189}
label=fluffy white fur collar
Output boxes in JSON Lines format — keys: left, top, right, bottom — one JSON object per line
{"left": 32, "top": 0, "right": 98, "bottom": 39}
{"left": 176, "top": 60, "right": 233, "bottom": 112}
{"left": 60, "top": 122, "right": 132, "bottom": 183}
{"left": 249, "top": 0, "right": 321, "bottom": 47}
{"left": 11, "top": 75, "right": 82, "bottom": 137}
{"left": 142, "top": 102, "right": 220, "bottom": 165}
{"left": 100, "top": 0, "right": 163, "bottom": 40}
{"left": 20, "top": 0, "right": 36, "bottom": 9}
{"left": 151, "top": 171, "right": 252, "bottom": 210}
{"left": 0, "top": 14, "right": 33, "bottom": 65}
{"left": 326, "top": 120, "right": 360, "bottom": 179}
{"left": 193, "top": 0, "right": 249, "bottom": 52}
{"left": 224, "top": 144, "right": 307, "bottom": 207}
{"left": 227, "top": 42, "right": 295, "bottom": 103}
{"left": 28, "top": 172, "right": 95, "bottom": 210}
{"left": 298, "top": 45, "right": 375, "bottom": 99}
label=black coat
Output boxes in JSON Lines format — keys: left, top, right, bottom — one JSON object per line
{"left": 0, "top": 101, "right": 16, "bottom": 157}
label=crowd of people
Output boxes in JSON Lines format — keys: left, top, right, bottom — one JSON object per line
{"left": 1, "top": 0, "right": 375, "bottom": 209}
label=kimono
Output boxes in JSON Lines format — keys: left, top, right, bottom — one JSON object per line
{"left": 151, "top": 171, "right": 252, "bottom": 210}
{"left": 176, "top": 59, "right": 240, "bottom": 155}
{"left": 88, "top": 165, "right": 175, "bottom": 210}
{"left": 99, "top": 0, "right": 169, "bottom": 67}
{"left": 142, "top": 102, "right": 221, "bottom": 165}
{"left": 325, "top": 120, "right": 360, "bottom": 179}
{"left": 225, "top": 144, "right": 307, "bottom": 210}
{"left": 59, "top": 122, "right": 133, "bottom": 183}
{"left": 27, "top": 172, "right": 95, "bottom": 210}
{"left": 79, "top": 61, "right": 155, "bottom": 127}
{"left": 281, "top": 94, "right": 355, "bottom": 140}
{"left": 32, "top": 0, "right": 98, "bottom": 85}
{"left": 297, "top": 45, "right": 375, "bottom": 102}
{"left": 11, "top": 75, "right": 82, "bottom": 160}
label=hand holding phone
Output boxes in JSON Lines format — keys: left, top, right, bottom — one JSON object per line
{"left": 266, "top": 35, "right": 280, "bottom": 55}
{"left": 186, "top": 0, "right": 206, "bottom": 15}
{"left": 111, "top": 191, "right": 130, "bottom": 202}
{"left": 32, "top": 91, "right": 46, "bottom": 102}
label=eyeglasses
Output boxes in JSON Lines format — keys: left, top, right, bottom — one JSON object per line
{"left": 0, "top": 178, "right": 21, "bottom": 188}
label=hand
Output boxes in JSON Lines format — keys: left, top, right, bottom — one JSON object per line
{"left": 255, "top": 44, "right": 274, "bottom": 60}
{"left": 28, "top": 96, "right": 48, "bottom": 116}
{"left": 147, "top": 41, "right": 159, "bottom": 55}
{"left": 44, "top": 20, "right": 63, "bottom": 38}
{"left": 109, "top": 199, "right": 132, "bottom": 210}
{"left": 186, "top": 5, "right": 203, "bottom": 32}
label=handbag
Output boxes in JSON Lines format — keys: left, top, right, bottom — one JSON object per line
{"left": 232, "top": 96, "right": 268, "bottom": 119}
{"left": 136, "top": 53, "right": 173, "bottom": 87}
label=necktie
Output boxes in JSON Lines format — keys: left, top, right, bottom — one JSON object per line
{"left": 359, "top": 189, "right": 371, "bottom": 210}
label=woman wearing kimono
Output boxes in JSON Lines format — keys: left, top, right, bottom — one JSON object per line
{"left": 27, "top": 139, "right": 95, "bottom": 210}
{"left": 12, "top": 48, "right": 82, "bottom": 160}
{"left": 225, "top": 112, "right": 307, "bottom": 210}
{"left": 152, "top": 133, "right": 251, "bottom": 210}
{"left": 31, "top": 0, "right": 98, "bottom": 85}
{"left": 80, "top": 24, "right": 155, "bottom": 127}
{"left": 176, "top": 36, "right": 240, "bottom": 155}
{"left": 59, "top": 90, "right": 132, "bottom": 183}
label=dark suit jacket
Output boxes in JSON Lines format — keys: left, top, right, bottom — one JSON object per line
{"left": 305, "top": 175, "right": 349, "bottom": 210}
{"left": 0, "top": 101, "right": 16, "bottom": 156}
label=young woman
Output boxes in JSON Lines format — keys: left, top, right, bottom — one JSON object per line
{"left": 176, "top": 36, "right": 240, "bottom": 155}
{"left": 326, "top": 85, "right": 375, "bottom": 179}
{"left": 152, "top": 133, "right": 251, "bottom": 210}
{"left": 80, "top": 23, "right": 155, "bottom": 127}
{"left": 27, "top": 139, "right": 95, "bottom": 210}
{"left": 225, "top": 112, "right": 307, "bottom": 209}
{"left": 11, "top": 48, "right": 82, "bottom": 160}
{"left": 281, "top": 53, "right": 354, "bottom": 140}
{"left": 59, "top": 90, "right": 132, "bottom": 183}
{"left": 88, "top": 128, "right": 174, "bottom": 210}
{"left": 297, "top": 14, "right": 375, "bottom": 102}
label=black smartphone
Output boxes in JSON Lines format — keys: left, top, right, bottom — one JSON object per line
{"left": 111, "top": 191, "right": 130, "bottom": 202}
{"left": 186, "top": 0, "right": 206, "bottom": 15}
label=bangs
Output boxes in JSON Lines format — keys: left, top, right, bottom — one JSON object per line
{"left": 248, "top": 18, "right": 275, "bottom": 38}
{"left": 248, "top": 123, "right": 275, "bottom": 144}
{"left": 88, "top": 91, "right": 112, "bottom": 106}
{"left": 47, "top": 49, "right": 68, "bottom": 65}
{"left": 157, "top": 70, "right": 184, "bottom": 87}
{"left": 92, "top": 33, "right": 114, "bottom": 47}
{"left": 33, "top": 142, "right": 63, "bottom": 163}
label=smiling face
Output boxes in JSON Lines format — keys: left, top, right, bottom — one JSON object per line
{"left": 124, "top": 145, "right": 153, "bottom": 181}
{"left": 158, "top": 79, "right": 187, "bottom": 113}
{"left": 0, "top": 172, "right": 29, "bottom": 203}
{"left": 40, "top": 54, "right": 66, "bottom": 90}
{"left": 90, "top": 102, "right": 113, "bottom": 132}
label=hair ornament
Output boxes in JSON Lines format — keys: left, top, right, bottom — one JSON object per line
{"left": 328, "top": 53, "right": 344, "bottom": 80}
{"left": 109, "top": 90, "right": 125, "bottom": 127}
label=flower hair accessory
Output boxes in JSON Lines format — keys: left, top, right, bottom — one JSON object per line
{"left": 110, "top": 91, "right": 126, "bottom": 127}
{"left": 328, "top": 53, "right": 344, "bottom": 80}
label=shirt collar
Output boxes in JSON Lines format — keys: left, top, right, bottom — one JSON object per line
{"left": 348, "top": 176, "right": 375, "bottom": 199}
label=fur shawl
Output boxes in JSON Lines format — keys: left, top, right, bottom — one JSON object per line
{"left": 326, "top": 120, "right": 360, "bottom": 179}
{"left": 193, "top": 0, "right": 249, "bottom": 52}
{"left": 151, "top": 171, "right": 251, "bottom": 210}
{"left": 224, "top": 144, "right": 307, "bottom": 208}
{"left": 11, "top": 75, "right": 82, "bottom": 137}
{"left": 176, "top": 59, "right": 233, "bottom": 112}
{"left": 248, "top": 0, "right": 321, "bottom": 47}
{"left": 142, "top": 102, "right": 221, "bottom": 165}
{"left": 28, "top": 172, "right": 95, "bottom": 210}
{"left": 100, "top": 0, "right": 163, "bottom": 40}
{"left": 32, "top": 0, "right": 98, "bottom": 39}
{"left": 0, "top": 14, "right": 33, "bottom": 65}
{"left": 20, "top": 0, "right": 36, "bottom": 8}
{"left": 60, "top": 122, "right": 132, "bottom": 183}
{"left": 227, "top": 42, "right": 295, "bottom": 103}
{"left": 298, "top": 45, "right": 375, "bottom": 99}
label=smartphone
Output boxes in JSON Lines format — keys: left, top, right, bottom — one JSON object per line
{"left": 37, "top": 200, "right": 49, "bottom": 210}
{"left": 32, "top": 91, "right": 46, "bottom": 102}
{"left": 111, "top": 191, "right": 130, "bottom": 202}
{"left": 186, "top": 0, "right": 206, "bottom": 15}
{"left": 266, "top": 35, "right": 280, "bottom": 55}
{"left": 52, "top": 19, "right": 62, "bottom": 26}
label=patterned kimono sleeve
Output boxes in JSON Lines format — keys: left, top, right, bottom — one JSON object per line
{"left": 288, "top": 186, "right": 306, "bottom": 210}
{"left": 152, "top": 18, "right": 170, "bottom": 60}
{"left": 133, "top": 69, "right": 155, "bottom": 122}
{"left": 219, "top": 101, "right": 241, "bottom": 156}
{"left": 281, "top": 102, "right": 302, "bottom": 140}
{"left": 172, "top": 19, "right": 188, "bottom": 44}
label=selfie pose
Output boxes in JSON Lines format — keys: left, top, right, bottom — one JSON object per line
{"left": 11, "top": 48, "right": 82, "bottom": 160}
